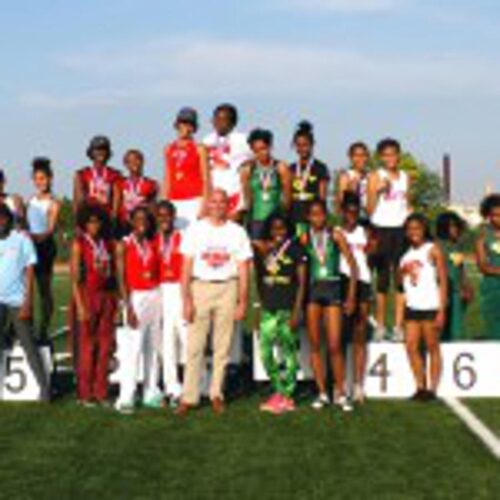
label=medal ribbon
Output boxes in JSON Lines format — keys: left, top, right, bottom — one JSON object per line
{"left": 131, "top": 234, "right": 152, "bottom": 266}
{"left": 295, "top": 157, "right": 314, "bottom": 192}
{"left": 160, "top": 232, "right": 175, "bottom": 267}
{"left": 258, "top": 163, "right": 274, "bottom": 196}
{"left": 124, "top": 177, "right": 144, "bottom": 211}
{"left": 91, "top": 166, "right": 109, "bottom": 200}
{"left": 266, "top": 239, "right": 292, "bottom": 273}
{"left": 84, "top": 234, "right": 109, "bottom": 270}
{"left": 311, "top": 229, "right": 328, "bottom": 266}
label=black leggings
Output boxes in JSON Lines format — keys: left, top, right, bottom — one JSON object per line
{"left": 373, "top": 226, "right": 405, "bottom": 294}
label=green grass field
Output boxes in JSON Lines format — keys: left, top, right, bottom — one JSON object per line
{"left": 2, "top": 268, "right": 496, "bottom": 499}
{"left": 0, "top": 398, "right": 498, "bottom": 500}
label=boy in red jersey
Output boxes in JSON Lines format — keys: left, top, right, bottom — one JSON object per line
{"left": 163, "top": 108, "right": 210, "bottom": 229}
{"left": 73, "top": 136, "right": 122, "bottom": 225}
{"left": 155, "top": 200, "right": 186, "bottom": 406}
{"left": 114, "top": 149, "right": 158, "bottom": 236}
{"left": 70, "top": 206, "right": 117, "bottom": 406}
{"left": 115, "top": 206, "right": 162, "bottom": 414}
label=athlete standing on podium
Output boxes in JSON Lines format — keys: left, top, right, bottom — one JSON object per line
{"left": 241, "top": 129, "right": 292, "bottom": 240}
{"left": 203, "top": 104, "right": 251, "bottom": 222}
{"left": 163, "top": 108, "right": 210, "bottom": 230}
{"left": 27, "top": 157, "right": 61, "bottom": 344}
{"left": 289, "top": 121, "right": 329, "bottom": 237}
{"left": 367, "top": 138, "right": 411, "bottom": 342}
{"left": 73, "top": 136, "right": 122, "bottom": 226}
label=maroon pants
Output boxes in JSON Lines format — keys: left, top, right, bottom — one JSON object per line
{"left": 77, "top": 290, "right": 117, "bottom": 402}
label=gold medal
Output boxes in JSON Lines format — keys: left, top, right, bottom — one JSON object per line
{"left": 450, "top": 252, "right": 464, "bottom": 266}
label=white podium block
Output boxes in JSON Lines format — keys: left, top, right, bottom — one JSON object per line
{"left": 0, "top": 344, "right": 52, "bottom": 401}
{"left": 252, "top": 328, "right": 313, "bottom": 381}
{"left": 363, "top": 343, "right": 416, "bottom": 399}
{"left": 437, "top": 342, "right": 500, "bottom": 398}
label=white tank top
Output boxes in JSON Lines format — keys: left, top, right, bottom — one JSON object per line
{"left": 371, "top": 169, "right": 409, "bottom": 227}
{"left": 339, "top": 225, "right": 371, "bottom": 283}
{"left": 346, "top": 168, "right": 368, "bottom": 211}
{"left": 27, "top": 196, "right": 52, "bottom": 235}
{"left": 400, "top": 242, "right": 440, "bottom": 311}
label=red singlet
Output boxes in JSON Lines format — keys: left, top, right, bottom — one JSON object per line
{"left": 117, "top": 176, "right": 158, "bottom": 222}
{"left": 123, "top": 234, "right": 160, "bottom": 291}
{"left": 164, "top": 140, "right": 204, "bottom": 201}
{"left": 77, "top": 165, "right": 122, "bottom": 213}
{"left": 78, "top": 234, "right": 114, "bottom": 291}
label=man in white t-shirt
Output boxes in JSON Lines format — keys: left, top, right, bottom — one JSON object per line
{"left": 177, "top": 189, "right": 252, "bottom": 415}
{"left": 202, "top": 104, "right": 251, "bottom": 222}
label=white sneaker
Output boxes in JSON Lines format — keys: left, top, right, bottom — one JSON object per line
{"left": 373, "top": 325, "right": 387, "bottom": 342}
{"left": 115, "top": 400, "right": 134, "bottom": 415}
{"left": 311, "top": 393, "right": 330, "bottom": 410}
{"left": 353, "top": 384, "right": 365, "bottom": 404}
{"left": 392, "top": 326, "right": 405, "bottom": 343}
{"left": 334, "top": 395, "right": 354, "bottom": 413}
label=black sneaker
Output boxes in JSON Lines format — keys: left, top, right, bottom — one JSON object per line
{"left": 410, "top": 389, "right": 426, "bottom": 402}
{"left": 422, "top": 390, "right": 437, "bottom": 402}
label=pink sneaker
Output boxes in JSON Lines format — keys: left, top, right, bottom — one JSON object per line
{"left": 260, "top": 394, "right": 284, "bottom": 414}
{"left": 280, "top": 396, "right": 296, "bottom": 412}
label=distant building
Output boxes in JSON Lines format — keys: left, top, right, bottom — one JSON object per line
{"left": 447, "top": 203, "right": 483, "bottom": 227}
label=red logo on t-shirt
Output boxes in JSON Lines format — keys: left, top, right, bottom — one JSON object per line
{"left": 401, "top": 260, "right": 423, "bottom": 286}
{"left": 201, "top": 247, "right": 231, "bottom": 268}
{"left": 208, "top": 144, "right": 231, "bottom": 170}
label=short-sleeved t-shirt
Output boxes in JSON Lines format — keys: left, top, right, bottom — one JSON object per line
{"left": 181, "top": 219, "right": 253, "bottom": 281}
{"left": 289, "top": 159, "right": 329, "bottom": 224}
{"left": 256, "top": 240, "right": 307, "bottom": 311}
{"left": 203, "top": 131, "right": 251, "bottom": 197}
{"left": 0, "top": 230, "right": 37, "bottom": 307}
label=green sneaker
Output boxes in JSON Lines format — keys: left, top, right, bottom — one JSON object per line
{"left": 143, "top": 395, "right": 164, "bottom": 409}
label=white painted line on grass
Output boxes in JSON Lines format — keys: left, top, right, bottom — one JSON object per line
{"left": 444, "top": 397, "right": 500, "bottom": 460}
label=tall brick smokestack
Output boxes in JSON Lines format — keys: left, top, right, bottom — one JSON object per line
{"left": 443, "top": 154, "right": 451, "bottom": 203}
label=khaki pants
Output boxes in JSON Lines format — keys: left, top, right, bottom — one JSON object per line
{"left": 183, "top": 280, "right": 238, "bottom": 405}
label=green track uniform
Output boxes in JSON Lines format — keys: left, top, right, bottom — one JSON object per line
{"left": 480, "top": 226, "right": 500, "bottom": 339}
{"left": 302, "top": 229, "right": 342, "bottom": 306}
{"left": 248, "top": 161, "right": 282, "bottom": 239}
{"left": 289, "top": 159, "right": 329, "bottom": 236}
{"left": 439, "top": 240, "right": 466, "bottom": 341}
{"left": 256, "top": 240, "right": 306, "bottom": 397}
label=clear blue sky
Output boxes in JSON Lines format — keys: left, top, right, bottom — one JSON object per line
{"left": 1, "top": 0, "right": 499, "bottom": 203}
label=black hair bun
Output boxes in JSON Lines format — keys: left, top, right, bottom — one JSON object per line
{"left": 297, "top": 120, "right": 313, "bottom": 134}
{"left": 32, "top": 157, "right": 51, "bottom": 169}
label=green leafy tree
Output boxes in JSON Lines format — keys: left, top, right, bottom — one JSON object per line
{"left": 374, "top": 151, "right": 445, "bottom": 218}
{"left": 333, "top": 150, "right": 445, "bottom": 217}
